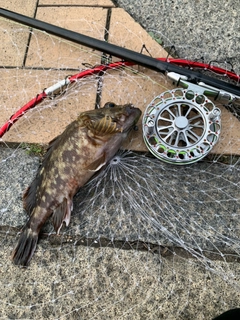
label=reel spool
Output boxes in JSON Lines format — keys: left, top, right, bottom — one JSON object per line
{"left": 142, "top": 88, "right": 221, "bottom": 165}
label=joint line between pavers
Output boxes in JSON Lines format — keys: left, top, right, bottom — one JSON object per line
{"left": 22, "top": 2, "right": 40, "bottom": 67}
{"left": 95, "top": 7, "right": 112, "bottom": 109}
{"left": 38, "top": 5, "right": 115, "bottom": 9}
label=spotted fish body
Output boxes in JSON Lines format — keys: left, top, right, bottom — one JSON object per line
{"left": 12, "top": 102, "right": 141, "bottom": 266}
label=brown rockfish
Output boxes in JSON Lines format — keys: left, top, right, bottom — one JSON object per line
{"left": 12, "top": 102, "right": 141, "bottom": 266}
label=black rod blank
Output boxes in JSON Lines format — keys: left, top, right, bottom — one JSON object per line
{"left": 0, "top": 8, "right": 239, "bottom": 96}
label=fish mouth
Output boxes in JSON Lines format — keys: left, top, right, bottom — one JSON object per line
{"left": 101, "top": 102, "right": 142, "bottom": 133}
{"left": 118, "top": 104, "right": 142, "bottom": 133}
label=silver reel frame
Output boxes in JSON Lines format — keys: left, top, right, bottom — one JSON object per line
{"left": 142, "top": 88, "right": 221, "bottom": 165}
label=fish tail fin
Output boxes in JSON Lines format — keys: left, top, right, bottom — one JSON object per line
{"left": 12, "top": 226, "right": 38, "bottom": 266}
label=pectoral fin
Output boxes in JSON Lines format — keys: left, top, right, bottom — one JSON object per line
{"left": 85, "top": 152, "right": 106, "bottom": 171}
{"left": 52, "top": 198, "right": 72, "bottom": 234}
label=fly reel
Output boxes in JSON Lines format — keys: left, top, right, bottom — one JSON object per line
{"left": 142, "top": 88, "right": 221, "bottom": 165}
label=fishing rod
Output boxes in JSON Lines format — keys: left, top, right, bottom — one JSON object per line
{"left": 0, "top": 8, "right": 239, "bottom": 101}
{"left": 1, "top": 8, "right": 239, "bottom": 165}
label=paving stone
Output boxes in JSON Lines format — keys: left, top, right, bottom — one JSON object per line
{"left": 0, "top": 0, "right": 37, "bottom": 15}
{"left": 0, "top": 1, "right": 37, "bottom": 66}
{"left": 1, "top": 69, "right": 98, "bottom": 144}
{"left": 25, "top": 6, "right": 108, "bottom": 69}
{"left": 39, "top": 0, "right": 114, "bottom": 6}
{"left": 108, "top": 8, "right": 168, "bottom": 58}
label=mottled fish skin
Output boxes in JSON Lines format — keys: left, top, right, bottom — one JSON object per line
{"left": 12, "top": 102, "right": 141, "bottom": 266}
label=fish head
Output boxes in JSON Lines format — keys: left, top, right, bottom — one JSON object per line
{"left": 102, "top": 102, "right": 142, "bottom": 133}
{"left": 79, "top": 102, "right": 142, "bottom": 137}
{"left": 80, "top": 102, "right": 142, "bottom": 171}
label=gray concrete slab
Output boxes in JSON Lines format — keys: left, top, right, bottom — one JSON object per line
{"left": 114, "top": 0, "right": 240, "bottom": 73}
{"left": 1, "top": 146, "right": 240, "bottom": 319}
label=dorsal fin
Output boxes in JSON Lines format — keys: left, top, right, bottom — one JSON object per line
{"left": 23, "top": 184, "right": 38, "bottom": 215}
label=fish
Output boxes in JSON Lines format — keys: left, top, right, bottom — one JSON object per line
{"left": 12, "top": 102, "right": 141, "bottom": 266}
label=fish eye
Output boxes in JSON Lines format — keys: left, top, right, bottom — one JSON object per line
{"left": 105, "top": 102, "right": 116, "bottom": 108}
{"left": 133, "top": 125, "right": 138, "bottom": 131}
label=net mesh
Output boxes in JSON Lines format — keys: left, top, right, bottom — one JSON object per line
{"left": 0, "top": 5, "right": 240, "bottom": 320}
